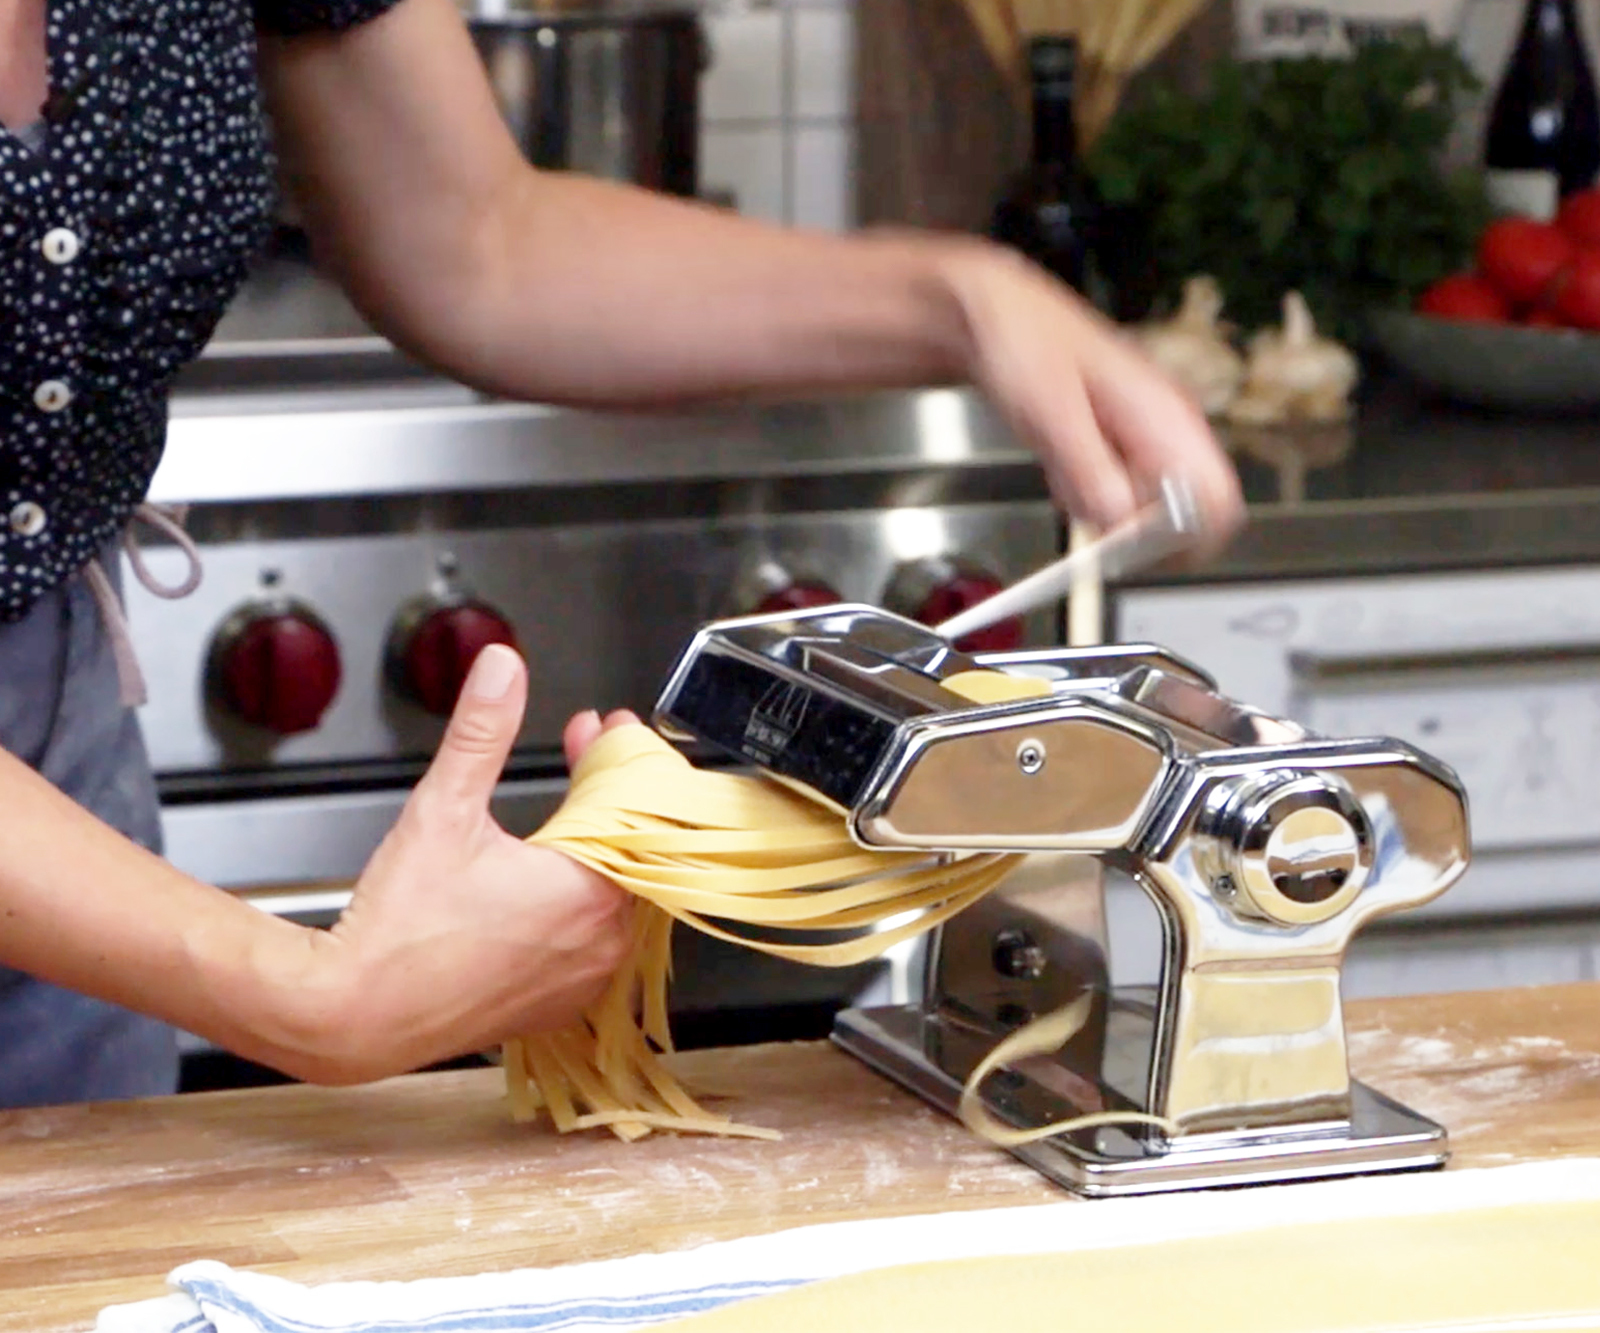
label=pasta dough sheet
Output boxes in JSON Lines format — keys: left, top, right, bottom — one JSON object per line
{"left": 507, "top": 670, "right": 1165, "bottom": 1145}
{"left": 662, "top": 1198, "right": 1600, "bottom": 1332}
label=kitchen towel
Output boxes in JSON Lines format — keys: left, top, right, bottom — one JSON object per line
{"left": 96, "top": 1158, "right": 1600, "bottom": 1333}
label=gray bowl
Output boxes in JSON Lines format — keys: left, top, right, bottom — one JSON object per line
{"left": 1367, "top": 308, "right": 1600, "bottom": 413}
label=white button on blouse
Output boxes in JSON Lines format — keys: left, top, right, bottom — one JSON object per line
{"left": 9, "top": 502, "right": 47, "bottom": 537}
{"left": 33, "top": 380, "right": 72, "bottom": 413}
{"left": 40, "top": 227, "right": 81, "bottom": 265}
{"left": 0, "top": 0, "right": 406, "bottom": 627}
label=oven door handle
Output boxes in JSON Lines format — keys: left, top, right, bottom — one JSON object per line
{"left": 237, "top": 884, "right": 353, "bottom": 925}
{"left": 1289, "top": 641, "right": 1600, "bottom": 682}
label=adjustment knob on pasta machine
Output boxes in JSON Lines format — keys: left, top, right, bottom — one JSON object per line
{"left": 209, "top": 601, "right": 343, "bottom": 736}
{"left": 388, "top": 597, "right": 520, "bottom": 716}
{"left": 1193, "top": 769, "right": 1375, "bottom": 926}
{"left": 882, "top": 554, "right": 1024, "bottom": 652}
{"left": 733, "top": 559, "right": 843, "bottom": 616}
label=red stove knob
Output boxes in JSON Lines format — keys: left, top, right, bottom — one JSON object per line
{"left": 884, "top": 556, "right": 1025, "bottom": 653}
{"left": 390, "top": 600, "right": 520, "bottom": 716}
{"left": 733, "top": 561, "right": 842, "bottom": 616}
{"left": 212, "top": 603, "right": 342, "bottom": 736}
{"left": 752, "top": 580, "right": 841, "bottom": 615}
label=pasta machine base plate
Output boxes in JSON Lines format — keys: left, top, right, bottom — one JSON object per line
{"left": 831, "top": 996, "right": 1448, "bottom": 1198}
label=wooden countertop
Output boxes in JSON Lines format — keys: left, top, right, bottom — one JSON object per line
{"left": 5, "top": 983, "right": 1600, "bottom": 1332}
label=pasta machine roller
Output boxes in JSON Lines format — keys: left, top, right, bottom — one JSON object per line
{"left": 652, "top": 604, "right": 1471, "bottom": 1198}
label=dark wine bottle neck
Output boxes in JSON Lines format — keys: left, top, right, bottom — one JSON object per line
{"left": 1032, "top": 87, "right": 1077, "bottom": 167}
{"left": 1517, "top": 0, "right": 1583, "bottom": 50}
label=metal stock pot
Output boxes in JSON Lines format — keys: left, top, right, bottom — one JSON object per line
{"left": 466, "top": 0, "right": 707, "bottom": 198}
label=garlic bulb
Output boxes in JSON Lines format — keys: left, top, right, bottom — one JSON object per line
{"left": 1227, "top": 291, "right": 1359, "bottom": 427}
{"left": 1132, "top": 275, "right": 1245, "bottom": 418}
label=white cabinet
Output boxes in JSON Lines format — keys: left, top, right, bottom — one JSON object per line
{"left": 1114, "top": 566, "right": 1600, "bottom": 996}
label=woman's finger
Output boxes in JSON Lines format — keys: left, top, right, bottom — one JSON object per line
{"left": 1084, "top": 338, "right": 1245, "bottom": 541}
{"left": 563, "top": 708, "right": 643, "bottom": 769}
{"left": 562, "top": 710, "right": 604, "bottom": 769}
{"left": 411, "top": 645, "right": 527, "bottom": 819}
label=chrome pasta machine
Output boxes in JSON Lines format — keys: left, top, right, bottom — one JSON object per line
{"left": 652, "top": 603, "right": 1472, "bottom": 1198}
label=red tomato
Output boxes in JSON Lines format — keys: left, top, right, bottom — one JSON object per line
{"left": 1557, "top": 188, "right": 1600, "bottom": 250}
{"left": 1477, "top": 218, "right": 1577, "bottom": 305}
{"left": 1523, "top": 306, "right": 1565, "bottom": 327}
{"left": 1415, "top": 274, "right": 1511, "bottom": 322}
{"left": 1553, "top": 250, "right": 1600, "bottom": 329}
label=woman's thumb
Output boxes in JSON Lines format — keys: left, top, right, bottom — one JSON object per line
{"left": 411, "top": 645, "right": 527, "bottom": 816}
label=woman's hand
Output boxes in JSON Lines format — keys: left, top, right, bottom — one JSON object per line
{"left": 940, "top": 243, "right": 1245, "bottom": 547}
{"left": 289, "top": 646, "right": 633, "bottom": 1084}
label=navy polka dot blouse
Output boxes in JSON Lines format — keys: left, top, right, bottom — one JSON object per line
{"left": 0, "top": 0, "right": 402, "bottom": 623}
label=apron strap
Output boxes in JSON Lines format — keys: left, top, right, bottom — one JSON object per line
{"left": 84, "top": 504, "right": 204, "bottom": 709}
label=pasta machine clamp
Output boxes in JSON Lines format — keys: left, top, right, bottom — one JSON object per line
{"left": 652, "top": 604, "right": 1472, "bottom": 1198}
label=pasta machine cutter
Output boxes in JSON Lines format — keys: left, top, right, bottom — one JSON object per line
{"left": 651, "top": 604, "right": 1471, "bottom": 1198}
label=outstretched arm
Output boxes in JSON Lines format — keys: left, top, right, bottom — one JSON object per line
{"left": 259, "top": 0, "right": 1242, "bottom": 536}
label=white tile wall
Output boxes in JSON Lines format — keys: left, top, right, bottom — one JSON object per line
{"left": 792, "top": 6, "right": 855, "bottom": 120}
{"left": 701, "top": 125, "right": 789, "bottom": 223}
{"left": 700, "top": 8, "right": 785, "bottom": 122}
{"left": 791, "top": 123, "right": 854, "bottom": 229}
{"left": 697, "top": 0, "right": 857, "bottom": 230}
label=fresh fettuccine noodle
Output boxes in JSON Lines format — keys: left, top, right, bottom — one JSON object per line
{"left": 510, "top": 670, "right": 1178, "bottom": 1146}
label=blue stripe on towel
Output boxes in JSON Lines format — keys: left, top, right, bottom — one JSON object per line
{"left": 179, "top": 1275, "right": 813, "bottom": 1333}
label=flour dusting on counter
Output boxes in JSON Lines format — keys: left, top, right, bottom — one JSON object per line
{"left": 1350, "top": 1015, "right": 1600, "bottom": 1143}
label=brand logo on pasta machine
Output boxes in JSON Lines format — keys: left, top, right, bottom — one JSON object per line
{"left": 744, "top": 681, "right": 809, "bottom": 759}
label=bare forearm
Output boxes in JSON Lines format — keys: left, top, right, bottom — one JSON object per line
{"left": 261, "top": 0, "right": 979, "bottom": 408}
{"left": 0, "top": 748, "right": 330, "bottom": 1076}
{"left": 418, "top": 180, "right": 978, "bottom": 407}
{"left": 301, "top": 166, "right": 980, "bottom": 407}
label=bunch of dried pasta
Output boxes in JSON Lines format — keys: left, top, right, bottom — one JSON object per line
{"left": 510, "top": 670, "right": 1177, "bottom": 1145}
{"left": 960, "top": 0, "right": 1213, "bottom": 149}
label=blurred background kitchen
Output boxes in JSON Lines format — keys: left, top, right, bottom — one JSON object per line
{"left": 143, "top": 0, "right": 1600, "bottom": 1088}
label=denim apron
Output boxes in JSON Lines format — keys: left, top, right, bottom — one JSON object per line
{"left": 0, "top": 547, "right": 180, "bottom": 1106}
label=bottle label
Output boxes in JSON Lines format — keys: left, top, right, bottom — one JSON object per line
{"left": 1485, "top": 168, "right": 1560, "bottom": 221}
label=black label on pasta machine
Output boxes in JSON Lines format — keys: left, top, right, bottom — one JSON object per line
{"left": 663, "top": 654, "right": 897, "bottom": 810}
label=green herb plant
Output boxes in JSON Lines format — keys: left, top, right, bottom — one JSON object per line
{"left": 1088, "top": 36, "right": 1489, "bottom": 343}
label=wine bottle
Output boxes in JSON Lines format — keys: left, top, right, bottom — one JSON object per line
{"left": 1482, "top": 0, "right": 1600, "bottom": 220}
{"left": 990, "top": 35, "right": 1107, "bottom": 305}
